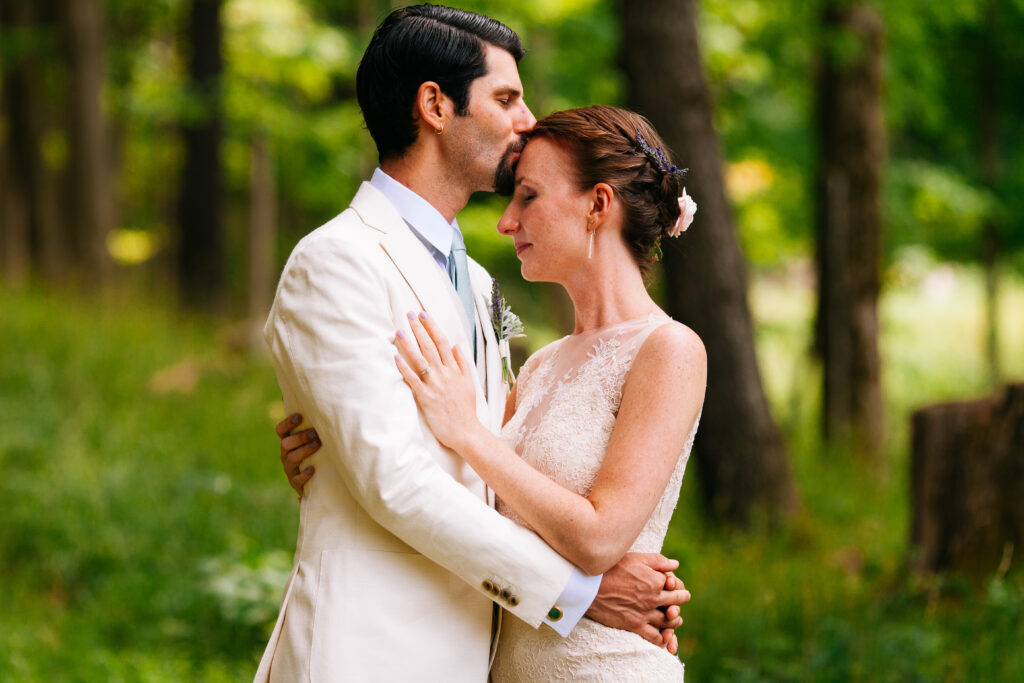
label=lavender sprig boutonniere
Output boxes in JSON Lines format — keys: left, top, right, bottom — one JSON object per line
{"left": 489, "top": 278, "right": 525, "bottom": 390}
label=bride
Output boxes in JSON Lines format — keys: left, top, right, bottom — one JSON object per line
{"left": 282, "top": 105, "right": 704, "bottom": 680}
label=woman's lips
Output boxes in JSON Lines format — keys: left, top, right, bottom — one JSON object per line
{"left": 515, "top": 242, "right": 532, "bottom": 256}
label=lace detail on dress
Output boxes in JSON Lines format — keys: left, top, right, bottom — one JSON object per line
{"left": 492, "top": 315, "right": 700, "bottom": 682}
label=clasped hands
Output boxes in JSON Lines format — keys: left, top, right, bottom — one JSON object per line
{"left": 277, "top": 416, "right": 691, "bottom": 653}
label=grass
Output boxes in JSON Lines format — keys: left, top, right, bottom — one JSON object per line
{"left": 1, "top": 264, "right": 1022, "bottom": 681}
{"left": 0, "top": 290, "right": 290, "bottom": 681}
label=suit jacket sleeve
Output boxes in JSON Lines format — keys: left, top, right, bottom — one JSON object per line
{"left": 265, "top": 230, "right": 574, "bottom": 628}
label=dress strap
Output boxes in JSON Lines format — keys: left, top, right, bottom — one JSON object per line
{"left": 615, "top": 315, "right": 675, "bottom": 364}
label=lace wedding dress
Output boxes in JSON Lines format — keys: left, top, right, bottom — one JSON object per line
{"left": 491, "top": 315, "right": 699, "bottom": 682}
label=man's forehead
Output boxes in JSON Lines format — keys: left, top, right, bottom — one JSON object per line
{"left": 477, "top": 44, "right": 523, "bottom": 91}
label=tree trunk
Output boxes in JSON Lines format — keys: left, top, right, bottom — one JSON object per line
{"left": 248, "top": 134, "right": 276, "bottom": 348}
{"left": 0, "top": 5, "right": 30, "bottom": 287}
{"left": 2, "top": 0, "right": 63, "bottom": 283}
{"left": 0, "top": 105, "right": 31, "bottom": 287}
{"left": 813, "top": 3, "right": 886, "bottom": 458}
{"left": 64, "top": 0, "right": 112, "bottom": 285}
{"left": 911, "top": 384, "right": 1024, "bottom": 576}
{"left": 177, "top": 0, "right": 225, "bottom": 310}
{"left": 978, "top": 1, "right": 1001, "bottom": 387}
{"left": 620, "top": 0, "right": 797, "bottom": 525}
{"left": 982, "top": 224, "right": 1001, "bottom": 385}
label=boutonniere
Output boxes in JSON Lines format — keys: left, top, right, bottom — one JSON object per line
{"left": 489, "top": 278, "right": 525, "bottom": 390}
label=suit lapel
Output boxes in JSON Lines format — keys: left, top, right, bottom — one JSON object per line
{"left": 350, "top": 182, "right": 485, "bottom": 399}
{"left": 468, "top": 260, "right": 500, "bottom": 510}
{"left": 469, "top": 260, "right": 507, "bottom": 433}
{"left": 351, "top": 183, "right": 472, "bottom": 344}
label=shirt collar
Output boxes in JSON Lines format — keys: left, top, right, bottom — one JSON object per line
{"left": 370, "top": 167, "right": 458, "bottom": 259}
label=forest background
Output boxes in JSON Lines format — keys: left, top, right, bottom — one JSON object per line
{"left": 2, "top": 0, "right": 1023, "bottom": 680}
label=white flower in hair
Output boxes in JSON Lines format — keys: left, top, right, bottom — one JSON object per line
{"left": 667, "top": 187, "right": 697, "bottom": 238}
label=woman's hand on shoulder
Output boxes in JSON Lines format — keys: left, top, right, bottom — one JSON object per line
{"left": 393, "top": 312, "right": 485, "bottom": 452}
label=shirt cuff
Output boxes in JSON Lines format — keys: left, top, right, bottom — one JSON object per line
{"left": 543, "top": 568, "right": 602, "bottom": 637}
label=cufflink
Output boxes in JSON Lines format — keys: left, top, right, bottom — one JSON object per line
{"left": 547, "top": 606, "right": 563, "bottom": 621}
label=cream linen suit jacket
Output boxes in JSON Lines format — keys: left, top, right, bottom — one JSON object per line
{"left": 255, "top": 182, "right": 576, "bottom": 682}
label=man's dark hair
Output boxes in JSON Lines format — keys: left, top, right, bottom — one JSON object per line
{"left": 356, "top": 4, "right": 525, "bottom": 162}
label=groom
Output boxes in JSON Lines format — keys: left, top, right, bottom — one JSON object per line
{"left": 258, "top": 5, "right": 688, "bottom": 681}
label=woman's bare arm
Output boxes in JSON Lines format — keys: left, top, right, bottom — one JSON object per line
{"left": 395, "top": 315, "right": 706, "bottom": 576}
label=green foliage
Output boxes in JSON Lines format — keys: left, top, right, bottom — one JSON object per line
{"left": 695, "top": 0, "right": 1024, "bottom": 272}
{"left": 199, "top": 536, "right": 292, "bottom": 627}
{"left": 87, "top": 0, "right": 1024, "bottom": 317}
{"left": 454, "top": 0, "right": 622, "bottom": 114}
{"left": 8, "top": 0, "right": 1024, "bottom": 308}
{"left": 700, "top": 0, "right": 817, "bottom": 267}
{"left": 885, "top": 160, "right": 998, "bottom": 262}
{"left": 221, "top": 0, "right": 374, "bottom": 214}
{"left": 883, "top": 0, "right": 1024, "bottom": 261}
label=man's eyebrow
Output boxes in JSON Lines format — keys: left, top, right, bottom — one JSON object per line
{"left": 493, "top": 85, "right": 522, "bottom": 98}
{"left": 515, "top": 175, "right": 532, "bottom": 187}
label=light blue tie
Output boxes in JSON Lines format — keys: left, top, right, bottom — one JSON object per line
{"left": 447, "top": 229, "right": 477, "bottom": 360}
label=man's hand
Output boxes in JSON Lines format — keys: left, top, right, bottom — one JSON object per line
{"left": 276, "top": 414, "right": 321, "bottom": 495}
{"left": 585, "top": 553, "right": 691, "bottom": 654}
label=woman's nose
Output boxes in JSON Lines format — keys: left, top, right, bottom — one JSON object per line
{"left": 497, "top": 209, "right": 519, "bottom": 235}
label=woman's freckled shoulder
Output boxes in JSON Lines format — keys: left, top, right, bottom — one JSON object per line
{"left": 643, "top": 321, "right": 706, "bottom": 368}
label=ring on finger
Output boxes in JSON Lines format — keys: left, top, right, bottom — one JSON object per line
{"left": 418, "top": 365, "right": 431, "bottom": 377}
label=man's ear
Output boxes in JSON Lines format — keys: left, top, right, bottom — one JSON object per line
{"left": 415, "top": 81, "right": 453, "bottom": 134}
{"left": 588, "top": 183, "right": 615, "bottom": 226}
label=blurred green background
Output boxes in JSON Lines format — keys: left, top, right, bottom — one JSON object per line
{"left": 2, "top": 0, "right": 1023, "bottom": 680}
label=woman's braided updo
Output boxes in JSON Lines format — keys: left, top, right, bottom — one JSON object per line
{"left": 529, "top": 105, "right": 685, "bottom": 274}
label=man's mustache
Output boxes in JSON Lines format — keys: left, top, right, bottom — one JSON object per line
{"left": 505, "top": 138, "right": 526, "bottom": 161}
{"left": 494, "top": 137, "right": 527, "bottom": 197}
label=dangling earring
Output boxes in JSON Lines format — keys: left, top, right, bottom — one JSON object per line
{"left": 588, "top": 230, "right": 595, "bottom": 259}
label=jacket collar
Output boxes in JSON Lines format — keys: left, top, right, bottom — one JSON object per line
{"left": 350, "top": 182, "right": 484, "bottom": 398}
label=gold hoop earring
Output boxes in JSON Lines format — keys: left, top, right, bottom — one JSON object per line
{"left": 588, "top": 230, "right": 595, "bottom": 259}
{"left": 436, "top": 124, "right": 444, "bottom": 135}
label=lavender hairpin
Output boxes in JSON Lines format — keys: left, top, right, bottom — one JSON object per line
{"left": 634, "top": 133, "right": 698, "bottom": 263}
{"left": 635, "top": 132, "right": 689, "bottom": 181}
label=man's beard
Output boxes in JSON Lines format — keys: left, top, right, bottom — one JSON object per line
{"left": 493, "top": 139, "right": 525, "bottom": 196}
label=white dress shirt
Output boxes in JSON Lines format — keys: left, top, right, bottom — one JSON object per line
{"left": 370, "top": 167, "right": 457, "bottom": 271}
{"left": 369, "top": 167, "right": 600, "bottom": 636}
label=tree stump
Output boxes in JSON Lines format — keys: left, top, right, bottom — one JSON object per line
{"left": 910, "top": 383, "right": 1024, "bottom": 576}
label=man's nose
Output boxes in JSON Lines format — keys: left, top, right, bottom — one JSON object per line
{"left": 516, "top": 101, "right": 537, "bottom": 133}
